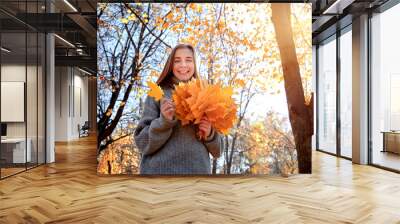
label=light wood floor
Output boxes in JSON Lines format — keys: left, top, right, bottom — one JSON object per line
{"left": 1, "top": 167, "right": 26, "bottom": 177}
{"left": 373, "top": 151, "right": 400, "bottom": 171}
{"left": 0, "top": 136, "right": 399, "bottom": 223}
{"left": 1, "top": 163, "right": 46, "bottom": 178}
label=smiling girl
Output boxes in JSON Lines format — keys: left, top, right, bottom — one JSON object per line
{"left": 134, "top": 44, "right": 221, "bottom": 175}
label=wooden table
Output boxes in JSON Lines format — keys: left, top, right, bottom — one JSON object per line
{"left": 381, "top": 131, "right": 400, "bottom": 154}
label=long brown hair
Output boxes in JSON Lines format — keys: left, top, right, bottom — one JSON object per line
{"left": 156, "top": 44, "right": 198, "bottom": 88}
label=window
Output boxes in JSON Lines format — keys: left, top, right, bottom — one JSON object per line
{"left": 317, "top": 36, "right": 337, "bottom": 154}
{"left": 371, "top": 3, "right": 400, "bottom": 171}
{"left": 340, "top": 28, "right": 352, "bottom": 158}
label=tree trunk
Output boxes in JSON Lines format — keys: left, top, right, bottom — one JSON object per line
{"left": 271, "top": 4, "right": 313, "bottom": 173}
{"left": 226, "top": 133, "right": 238, "bottom": 174}
{"left": 224, "top": 136, "right": 229, "bottom": 174}
{"left": 212, "top": 158, "right": 217, "bottom": 174}
{"left": 107, "top": 160, "right": 112, "bottom": 174}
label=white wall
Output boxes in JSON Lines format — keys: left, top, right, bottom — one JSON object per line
{"left": 54, "top": 67, "right": 89, "bottom": 141}
{"left": 1, "top": 63, "right": 46, "bottom": 163}
{"left": 55, "top": 66, "right": 69, "bottom": 141}
{"left": 1, "top": 65, "right": 42, "bottom": 139}
{"left": 1, "top": 65, "right": 26, "bottom": 138}
{"left": 72, "top": 72, "right": 89, "bottom": 138}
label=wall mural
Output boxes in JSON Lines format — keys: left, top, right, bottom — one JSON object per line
{"left": 97, "top": 3, "right": 312, "bottom": 175}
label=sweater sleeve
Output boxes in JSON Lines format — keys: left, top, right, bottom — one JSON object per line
{"left": 203, "top": 128, "right": 222, "bottom": 158}
{"left": 134, "top": 96, "right": 178, "bottom": 156}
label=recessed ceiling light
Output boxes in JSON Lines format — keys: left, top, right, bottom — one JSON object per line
{"left": 322, "top": 0, "right": 355, "bottom": 15}
{"left": 54, "top": 34, "right": 75, "bottom": 48}
{"left": 78, "top": 67, "right": 93, "bottom": 76}
{"left": 63, "top": 0, "right": 78, "bottom": 12}
{"left": 1, "top": 47, "right": 11, "bottom": 53}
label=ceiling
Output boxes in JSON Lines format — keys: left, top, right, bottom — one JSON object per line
{"left": 0, "top": 0, "right": 96, "bottom": 74}
{"left": 312, "top": 0, "right": 390, "bottom": 44}
{"left": 1, "top": 0, "right": 396, "bottom": 71}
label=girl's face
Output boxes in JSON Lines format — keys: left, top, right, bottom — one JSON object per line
{"left": 172, "top": 48, "right": 195, "bottom": 81}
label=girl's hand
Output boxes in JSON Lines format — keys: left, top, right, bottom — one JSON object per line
{"left": 160, "top": 98, "right": 175, "bottom": 121}
{"left": 198, "top": 117, "right": 212, "bottom": 139}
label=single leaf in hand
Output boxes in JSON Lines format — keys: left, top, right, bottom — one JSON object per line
{"left": 147, "top": 81, "right": 164, "bottom": 101}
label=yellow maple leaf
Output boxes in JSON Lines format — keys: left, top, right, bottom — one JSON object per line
{"left": 147, "top": 81, "right": 164, "bottom": 101}
{"left": 196, "top": 5, "right": 203, "bottom": 13}
{"left": 235, "top": 79, "right": 246, "bottom": 88}
{"left": 128, "top": 14, "right": 136, "bottom": 21}
{"left": 166, "top": 13, "right": 174, "bottom": 21}
{"left": 120, "top": 18, "right": 129, "bottom": 24}
{"left": 189, "top": 3, "right": 196, "bottom": 10}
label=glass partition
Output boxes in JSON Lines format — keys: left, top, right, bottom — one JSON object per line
{"left": 1, "top": 31, "right": 28, "bottom": 177}
{"left": 0, "top": 0, "right": 46, "bottom": 179}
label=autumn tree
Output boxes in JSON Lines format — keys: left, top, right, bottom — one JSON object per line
{"left": 271, "top": 4, "right": 313, "bottom": 173}
{"left": 97, "top": 3, "right": 188, "bottom": 152}
{"left": 159, "top": 3, "right": 311, "bottom": 174}
{"left": 243, "top": 111, "right": 297, "bottom": 175}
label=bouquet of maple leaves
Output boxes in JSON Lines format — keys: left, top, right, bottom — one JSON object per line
{"left": 147, "top": 79, "right": 238, "bottom": 139}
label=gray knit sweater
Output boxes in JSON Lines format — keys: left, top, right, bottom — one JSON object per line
{"left": 134, "top": 87, "right": 222, "bottom": 175}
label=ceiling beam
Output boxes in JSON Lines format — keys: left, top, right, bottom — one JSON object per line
{"left": 67, "top": 13, "right": 96, "bottom": 46}
{"left": 322, "top": 0, "right": 356, "bottom": 14}
{"left": 55, "top": 55, "right": 96, "bottom": 71}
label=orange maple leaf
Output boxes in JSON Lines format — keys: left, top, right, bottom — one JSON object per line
{"left": 172, "top": 79, "right": 238, "bottom": 139}
{"left": 147, "top": 81, "right": 164, "bottom": 101}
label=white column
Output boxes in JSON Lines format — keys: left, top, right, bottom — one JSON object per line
{"left": 352, "top": 14, "right": 369, "bottom": 164}
{"left": 46, "top": 33, "right": 55, "bottom": 163}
